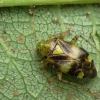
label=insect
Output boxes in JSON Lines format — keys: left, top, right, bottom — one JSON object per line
{"left": 36, "top": 28, "right": 97, "bottom": 79}
{"left": 36, "top": 28, "right": 100, "bottom": 98}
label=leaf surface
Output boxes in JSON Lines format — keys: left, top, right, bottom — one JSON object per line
{"left": 0, "top": 5, "right": 100, "bottom": 100}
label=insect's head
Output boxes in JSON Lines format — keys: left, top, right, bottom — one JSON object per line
{"left": 82, "top": 55, "right": 97, "bottom": 79}
{"left": 36, "top": 40, "right": 50, "bottom": 57}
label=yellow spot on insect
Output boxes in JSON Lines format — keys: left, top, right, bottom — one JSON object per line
{"left": 77, "top": 71, "right": 84, "bottom": 78}
{"left": 53, "top": 45, "right": 64, "bottom": 54}
{"left": 87, "top": 55, "right": 92, "bottom": 62}
{"left": 59, "top": 63, "right": 71, "bottom": 73}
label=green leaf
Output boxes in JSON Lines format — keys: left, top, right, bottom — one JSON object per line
{"left": 0, "top": 5, "right": 100, "bottom": 100}
{"left": 0, "top": 0, "right": 100, "bottom": 7}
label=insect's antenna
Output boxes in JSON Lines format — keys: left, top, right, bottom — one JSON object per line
{"left": 80, "top": 35, "right": 100, "bottom": 54}
{"left": 0, "top": 48, "right": 36, "bottom": 53}
{"left": 57, "top": 25, "right": 72, "bottom": 39}
{"left": 61, "top": 79, "right": 100, "bottom": 98}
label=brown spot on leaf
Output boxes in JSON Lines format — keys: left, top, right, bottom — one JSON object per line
{"left": 25, "top": 94, "right": 29, "bottom": 99}
{"left": 0, "top": 83, "right": 5, "bottom": 89}
{"left": 54, "top": 87, "right": 63, "bottom": 93}
{"left": 0, "top": 36, "right": 7, "bottom": 41}
{"left": 12, "top": 89, "right": 20, "bottom": 96}
{"left": 9, "top": 79, "right": 14, "bottom": 84}
{"left": 17, "top": 35, "right": 25, "bottom": 43}
{"left": 67, "top": 92, "right": 73, "bottom": 100}
{"left": 5, "top": 43, "right": 10, "bottom": 52}
{"left": 23, "top": 75, "right": 28, "bottom": 79}
{"left": 2, "top": 29, "right": 6, "bottom": 34}
{"left": 6, "top": 43, "right": 10, "bottom": 48}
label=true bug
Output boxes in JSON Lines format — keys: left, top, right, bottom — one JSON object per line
{"left": 36, "top": 28, "right": 98, "bottom": 79}
{"left": 36, "top": 28, "right": 100, "bottom": 98}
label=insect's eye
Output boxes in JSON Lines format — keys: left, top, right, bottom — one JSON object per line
{"left": 82, "top": 62, "right": 91, "bottom": 69}
{"left": 37, "top": 48, "right": 40, "bottom": 52}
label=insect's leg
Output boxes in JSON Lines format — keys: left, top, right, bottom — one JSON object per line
{"left": 57, "top": 72, "right": 62, "bottom": 81}
{"left": 70, "top": 35, "right": 100, "bottom": 53}
{"left": 56, "top": 26, "right": 72, "bottom": 39}
{"left": 80, "top": 35, "right": 100, "bottom": 54}
{"left": 70, "top": 35, "right": 80, "bottom": 44}
{"left": 47, "top": 26, "right": 72, "bottom": 40}
{"left": 47, "top": 25, "right": 72, "bottom": 40}
{"left": 61, "top": 79, "right": 100, "bottom": 98}
{"left": 47, "top": 68, "right": 100, "bottom": 97}
{"left": 57, "top": 68, "right": 100, "bottom": 98}
{"left": 39, "top": 59, "right": 49, "bottom": 69}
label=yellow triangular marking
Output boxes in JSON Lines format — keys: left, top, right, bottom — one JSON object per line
{"left": 53, "top": 45, "right": 64, "bottom": 54}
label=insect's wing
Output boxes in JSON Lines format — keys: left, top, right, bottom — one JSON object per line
{"left": 58, "top": 39, "right": 86, "bottom": 60}
{"left": 48, "top": 39, "right": 97, "bottom": 79}
{"left": 50, "top": 57, "right": 82, "bottom": 78}
{"left": 49, "top": 53, "right": 80, "bottom": 75}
